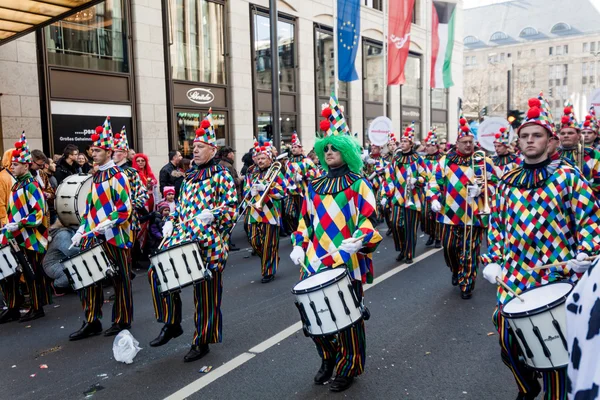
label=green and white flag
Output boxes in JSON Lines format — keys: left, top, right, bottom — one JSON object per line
{"left": 431, "top": 1, "right": 456, "bottom": 88}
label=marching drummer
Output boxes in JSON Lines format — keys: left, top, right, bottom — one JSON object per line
{"left": 290, "top": 93, "right": 382, "bottom": 393}
{"left": 69, "top": 117, "right": 134, "bottom": 341}
{"left": 480, "top": 93, "right": 600, "bottom": 400}
{"left": 148, "top": 110, "right": 238, "bottom": 363}
{"left": 0, "top": 132, "right": 51, "bottom": 324}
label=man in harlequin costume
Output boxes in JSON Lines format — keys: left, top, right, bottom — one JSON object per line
{"left": 290, "top": 91, "right": 382, "bottom": 392}
{"left": 0, "top": 132, "right": 51, "bottom": 324}
{"left": 385, "top": 133, "right": 398, "bottom": 163}
{"left": 381, "top": 122, "right": 428, "bottom": 263}
{"left": 492, "top": 126, "right": 522, "bottom": 178}
{"left": 422, "top": 128, "right": 442, "bottom": 248}
{"left": 480, "top": 92, "right": 600, "bottom": 400}
{"left": 558, "top": 100, "right": 600, "bottom": 196}
{"left": 364, "top": 143, "right": 389, "bottom": 223}
{"left": 243, "top": 141, "right": 286, "bottom": 283}
{"left": 69, "top": 116, "right": 133, "bottom": 340}
{"left": 148, "top": 110, "right": 238, "bottom": 362}
{"left": 427, "top": 112, "right": 497, "bottom": 299}
{"left": 580, "top": 106, "right": 600, "bottom": 151}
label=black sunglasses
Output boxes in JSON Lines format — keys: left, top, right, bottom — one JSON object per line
{"left": 324, "top": 144, "right": 339, "bottom": 153}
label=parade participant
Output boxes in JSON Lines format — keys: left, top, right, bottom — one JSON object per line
{"left": 148, "top": 111, "right": 238, "bottom": 362}
{"left": 0, "top": 149, "right": 15, "bottom": 226}
{"left": 381, "top": 122, "right": 428, "bottom": 263}
{"left": 558, "top": 101, "right": 600, "bottom": 195}
{"left": 422, "top": 128, "right": 442, "bottom": 248}
{"left": 243, "top": 141, "right": 285, "bottom": 283}
{"left": 580, "top": 106, "right": 600, "bottom": 150}
{"left": 364, "top": 143, "right": 388, "bottom": 223}
{"left": 0, "top": 133, "right": 50, "bottom": 324}
{"left": 492, "top": 127, "right": 521, "bottom": 178}
{"left": 481, "top": 93, "right": 600, "bottom": 400}
{"left": 290, "top": 92, "right": 382, "bottom": 392}
{"left": 68, "top": 117, "right": 133, "bottom": 340}
{"left": 283, "top": 133, "right": 316, "bottom": 232}
{"left": 427, "top": 112, "right": 497, "bottom": 299}
{"left": 30, "top": 150, "right": 54, "bottom": 230}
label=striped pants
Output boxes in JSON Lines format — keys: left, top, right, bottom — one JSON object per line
{"left": 249, "top": 222, "right": 279, "bottom": 277}
{"left": 492, "top": 307, "right": 567, "bottom": 399}
{"left": 148, "top": 269, "right": 223, "bottom": 345}
{"left": 0, "top": 250, "right": 51, "bottom": 311}
{"left": 441, "top": 224, "right": 482, "bottom": 293}
{"left": 391, "top": 205, "right": 421, "bottom": 260}
{"left": 79, "top": 244, "right": 132, "bottom": 324}
{"left": 312, "top": 280, "right": 366, "bottom": 377}
{"left": 283, "top": 195, "right": 302, "bottom": 233}
{"left": 423, "top": 202, "right": 441, "bottom": 240}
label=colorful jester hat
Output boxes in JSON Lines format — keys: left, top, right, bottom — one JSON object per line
{"left": 402, "top": 122, "right": 416, "bottom": 142}
{"left": 291, "top": 132, "right": 302, "bottom": 147}
{"left": 560, "top": 100, "right": 579, "bottom": 131}
{"left": 493, "top": 126, "right": 510, "bottom": 146}
{"left": 425, "top": 127, "right": 438, "bottom": 146}
{"left": 581, "top": 106, "right": 599, "bottom": 132}
{"left": 457, "top": 111, "right": 474, "bottom": 141}
{"left": 316, "top": 91, "right": 363, "bottom": 173}
{"left": 12, "top": 131, "right": 32, "bottom": 164}
{"left": 113, "top": 126, "right": 130, "bottom": 152}
{"left": 194, "top": 108, "right": 217, "bottom": 147}
{"left": 388, "top": 132, "right": 398, "bottom": 144}
{"left": 518, "top": 91, "right": 555, "bottom": 137}
{"left": 91, "top": 117, "right": 114, "bottom": 150}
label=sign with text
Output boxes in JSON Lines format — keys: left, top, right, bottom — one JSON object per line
{"left": 477, "top": 117, "right": 513, "bottom": 153}
{"left": 368, "top": 116, "right": 393, "bottom": 146}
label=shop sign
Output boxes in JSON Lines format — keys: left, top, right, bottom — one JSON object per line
{"left": 186, "top": 88, "right": 215, "bottom": 105}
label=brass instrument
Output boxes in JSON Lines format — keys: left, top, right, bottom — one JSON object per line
{"left": 253, "top": 161, "right": 283, "bottom": 209}
{"left": 463, "top": 150, "right": 491, "bottom": 260}
{"left": 578, "top": 134, "right": 585, "bottom": 170}
{"left": 404, "top": 162, "right": 415, "bottom": 207}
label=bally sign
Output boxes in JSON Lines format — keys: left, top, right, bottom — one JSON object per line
{"left": 186, "top": 88, "right": 215, "bottom": 105}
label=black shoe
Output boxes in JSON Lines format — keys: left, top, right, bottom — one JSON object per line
{"left": 19, "top": 308, "right": 45, "bottom": 323}
{"left": 434, "top": 240, "right": 442, "bottom": 248}
{"left": 461, "top": 290, "right": 473, "bottom": 300}
{"left": 150, "top": 324, "right": 183, "bottom": 347}
{"left": 108, "top": 294, "right": 116, "bottom": 301}
{"left": 386, "top": 229, "right": 393, "bottom": 237}
{"left": 183, "top": 344, "right": 210, "bottom": 362}
{"left": 516, "top": 381, "right": 541, "bottom": 400}
{"left": 405, "top": 258, "right": 413, "bottom": 264}
{"left": 329, "top": 376, "right": 354, "bottom": 392}
{"left": 104, "top": 322, "right": 131, "bottom": 337}
{"left": 229, "top": 243, "right": 240, "bottom": 252}
{"left": 130, "top": 270, "right": 137, "bottom": 280}
{"left": 261, "top": 274, "right": 275, "bottom": 283}
{"left": 0, "top": 308, "right": 20, "bottom": 324}
{"left": 451, "top": 273, "right": 458, "bottom": 286}
{"left": 314, "top": 359, "right": 336, "bottom": 384}
{"left": 396, "top": 253, "right": 405, "bottom": 262}
{"left": 425, "top": 236, "right": 435, "bottom": 246}
{"left": 69, "top": 320, "right": 103, "bottom": 341}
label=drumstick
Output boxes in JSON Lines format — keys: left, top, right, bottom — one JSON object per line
{"left": 496, "top": 277, "right": 524, "bottom": 302}
{"left": 299, "top": 261, "right": 311, "bottom": 275}
{"left": 528, "top": 255, "right": 600, "bottom": 271}
{"left": 318, "top": 234, "right": 367, "bottom": 261}
{"left": 67, "top": 220, "right": 114, "bottom": 250}
{"left": 158, "top": 236, "right": 168, "bottom": 249}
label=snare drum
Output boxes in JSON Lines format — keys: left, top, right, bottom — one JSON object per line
{"left": 62, "top": 243, "right": 115, "bottom": 291}
{"left": 0, "top": 244, "right": 19, "bottom": 281}
{"left": 292, "top": 267, "right": 366, "bottom": 336}
{"left": 55, "top": 174, "right": 92, "bottom": 226}
{"left": 501, "top": 281, "right": 573, "bottom": 371}
{"left": 150, "top": 241, "right": 211, "bottom": 295}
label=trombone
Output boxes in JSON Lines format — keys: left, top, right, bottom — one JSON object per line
{"left": 463, "top": 150, "right": 491, "bottom": 263}
{"left": 577, "top": 133, "right": 585, "bottom": 171}
{"left": 253, "top": 161, "right": 283, "bottom": 209}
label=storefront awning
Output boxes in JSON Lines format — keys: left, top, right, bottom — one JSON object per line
{"left": 0, "top": 0, "right": 105, "bottom": 45}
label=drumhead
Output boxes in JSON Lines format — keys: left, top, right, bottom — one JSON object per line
{"left": 503, "top": 281, "right": 573, "bottom": 315}
{"left": 60, "top": 242, "right": 104, "bottom": 263}
{"left": 292, "top": 267, "right": 347, "bottom": 294}
{"left": 151, "top": 240, "right": 199, "bottom": 256}
{"left": 75, "top": 175, "right": 92, "bottom": 219}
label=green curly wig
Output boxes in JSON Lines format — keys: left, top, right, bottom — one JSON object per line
{"left": 314, "top": 134, "right": 364, "bottom": 174}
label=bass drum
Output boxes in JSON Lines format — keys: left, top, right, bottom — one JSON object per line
{"left": 55, "top": 174, "right": 92, "bottom": 227}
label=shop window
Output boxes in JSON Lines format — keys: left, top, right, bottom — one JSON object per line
{"left": 176, "top": 111, "right": 227, "bottom": 157}
{"left": 363, "top": 41, "right": 384, "bottom": 103}
{"left": 403, "top": 55, "right": 421, "bottom": 107}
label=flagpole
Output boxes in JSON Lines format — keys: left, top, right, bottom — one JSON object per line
{"left": 383, "top": 0, "right": 388, "bottom": 117}
{"left": 333, "top": 0, "right": 339, "bottom": 95}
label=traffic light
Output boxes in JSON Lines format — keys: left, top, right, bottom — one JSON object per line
{"left": 507, "top": 109, "right": 524, "bottom": 129}
{"left": 480, "top": 106, "right": 488, "bottom": 117}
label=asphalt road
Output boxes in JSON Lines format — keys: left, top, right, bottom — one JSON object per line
{"left": 0, "top": 224, "right": 529, "bottom": 400}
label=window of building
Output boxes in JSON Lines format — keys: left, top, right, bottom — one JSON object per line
{"left": 170, "top": 0, "right": 226, "bottom": 84}
{"left": 550, "top": 22, "right": 571, "bottom": 34}
{"left": 432, "top": 88, "right": 447, "bottom": 110}
{"left": 500, "top": 53, "right": 505, "bottom": 61}
{"left": 592, "top": 42, "right": 597, "bottom": 52}
{"left": 517, "top": 50, "right": 522, "bottom": 58}
{"left": 564, "top": 45, "right": 568, "bottom": 54}
{"left": 490, "top": 31, "right": 508, "bottom": 41}
{"left": 364, "top": 0, "right": 383, "bottom": 11}
{"left": 549, "top": 46, "right": 553, "bottom": 56}
{"left": 401, "top": 54, "right": 422, "bottom": 138}
{"left": 519, "top": 27, "right": 538, "bottom": 38}
{"left": 584, "top": 42, "right": 589, "bottom": 53}
{"left": 472, "top": 56, "right": 477, "bottom": 65}
{"left": 556, "top": 46, "right": 562, "bottom": 56}
{"left": 45, "top": 0, "right": 128, "bottom": 73}
{"left": 464, "top": 35, "right": 479, "bottom": 45}
{"left": 363, "top": 41, "right": 384, "bottom": 103}
{"left": 583, "top": 62, "right": 588, "bottom": 77}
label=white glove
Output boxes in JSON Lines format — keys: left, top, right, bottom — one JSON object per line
{"left": 567, "top": 252, "right": 592, "bottom": 274}
{"left": 409, "top": 177, "right": 418, "bottom": 186}
{"left": 295, "top": 173, "right": 303, "bottom": 182}
{"left": 162, "top": 220, "right": 173, "bottom": 237}
{"left": 380, "top": 198, "right": 387, "bottom": 207}
{"left": 467, "top": 184, "right": 482, "bottom": 198}
{"left": 4, "top": 222, "right": 19, "bottom": 232}
{"left": 339, "top": 237, "right": 363, "bottom": 255}
{"left": 251, "top": 183, "right": 266, "bottom": 196}
{"left": 483, "top": 263, "right": 502, "bottom": 284}
{"left": 71, "top": 226, "right": 85, "bottom": 247}
{"left": 431, "top": 200, "right": 442, "bottom": 213}
{"left": 95, "top": 219, "right": 114, "bottom": 234}
{"left": 290, "top": 246, "right": 305, "bottom": 265}
{"left": 198, "top": 209, "right": 215, "bottom": 225}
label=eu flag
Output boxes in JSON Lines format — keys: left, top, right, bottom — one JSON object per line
{"left": 337, "top": 0, "right": 360, "bottom": 82}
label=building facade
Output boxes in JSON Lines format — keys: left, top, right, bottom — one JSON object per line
{"left": 463, "top": 0, "right": 600, "bottom": 121}
{"left": 0, "top": 0, "right": 462, "bottom": 170}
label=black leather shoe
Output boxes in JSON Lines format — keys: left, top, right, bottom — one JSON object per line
{"left": 229, "top": 243, "right": 240, "bottom": 252}
{"left": 516, "top": 381, "right": 541, "bottom": 400}
{"left": 69, "top": 320, "right": 103, "bottom": 341}
{"left": 183, "top": 344, "right": 210, "bottom": 362}
{"left": 329, "top": 376, "right": 354, "bottom": 392}
{"left": 261, "top": 275, "right": 275, "bottom": 283}
{"left": 19, "top": 308, "right": 45, "bottom": 323}
{"left": 396, "top": 253, "right": 405, "bottom": 262}
{"left": 104, "top": 322, "right": 131, "bottom": 337}
{"left": 150, "top": 324, "right": 183, "bottom": 347}
{"left": 434, "top": 240, "right": 442, "bottom": 248}
{"left": 405, "top": 258, "right": 413, "bottom": 264}
{"left": 451, "top": 273, "right": 458, "bottom": 286}
{"left": 461, "top": 290, "right": 473, "bottom": 300}
{"left": 386, "top": 229, "right": 393, "bottom": 237}
{"left": 314, "top": 359, "right": 336, "bottom": 384}
{"left": 425, "top": 236, "right": 435, "bottom": 246}
{"left": 0, "top": 308, "right": 20, "bottom": 324}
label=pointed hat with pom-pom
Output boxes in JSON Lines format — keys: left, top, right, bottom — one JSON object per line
{"left": 319, "top": 91, "right": 351, "bottom": 137}
{"left": 517, "top": 91, "right": 555, "bottom": 136}
{"left": 194, "top": 107, "right": 217, "bottom": 147}
{"left": 560, "top": 100, "right": 579, "bottom": 131}
{"left": 581, "top": 106, "right": 598, "bottom": 133}
{"left": 402, "top": 122, "right": 415, "bottom": 142}
{"left": 113, "top": 126, "right": 130, "bottom": 152}
{"left": 457, "top": 111, "right": 473, "bottom": 141}
{"left": 425, "top": 127, "right": 438, "bottom": 146}
{"left": 11, "top": 131, "right": 32, "bottom": 164}
{"left": 493, "top": 126, "right": 511, "bottom": 146}
{"left": 91, "top": 117, "right": 114, "bottom": 150}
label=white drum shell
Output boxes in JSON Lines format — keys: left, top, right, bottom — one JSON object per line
{"left": 150, "top": 241, "right": 210, "bottom": 294}
{"left": 55, "top": 174, "right": 92, "bottom": 227}
{"left": 0, "top": 245, "right": 19, "bottom": 281}
{"left": 63, "top": 245, "right": 115, "bottom": 291}
{"left": 292, "top": 268, "right": 363, "bottom": 336}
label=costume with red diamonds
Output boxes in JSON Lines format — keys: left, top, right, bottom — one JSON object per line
{"left": 480, "top": 92, "right": 600, "bottom": 400}
{"left": 492, "top": 126, "right": 521, "bottom": 178}
{"left": 422, "top": 128, "right": 443, "bottom": 247}
{"left": 291, "top": 92, "right": 382, "bottom": 389}
{"left": 0, "top": 132, "right": 51, "bottom": 323}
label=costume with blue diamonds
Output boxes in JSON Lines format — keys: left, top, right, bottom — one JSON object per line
{"left": 422, "top": 128, "right": 443, "bottom": 246}
{"left": 292, "top": 91, "right": 382, "bottom": 381}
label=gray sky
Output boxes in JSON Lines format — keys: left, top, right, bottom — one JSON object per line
{"left": 464, "top": 0, "right": 600, "bottom": 9}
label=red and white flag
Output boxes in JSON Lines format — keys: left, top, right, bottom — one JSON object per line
{"left": 387, "top": 0, "right": 415, "bottom": 85}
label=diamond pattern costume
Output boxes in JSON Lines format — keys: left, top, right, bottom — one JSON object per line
{"left": 283, "top": 154, "right": 317, "bottom": 233}
{"left": 423, "top": 152, "right": 443, "bottom": 241}
{"left": 558, "top": 147, "right": 600, "bottom": 196}
{"left": 492, "top": 153, "right": 522, "bottom": 178}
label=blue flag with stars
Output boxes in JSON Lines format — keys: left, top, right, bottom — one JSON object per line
{"left": 337, "top": 0, "right": 360, "bottom": 81}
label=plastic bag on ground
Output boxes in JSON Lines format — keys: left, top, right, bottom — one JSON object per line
{"left": 112, "top": 330, "right": 142, "bottom": 364}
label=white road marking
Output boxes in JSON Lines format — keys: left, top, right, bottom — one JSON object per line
{"left": 164, "top": 248, "right": 443, "bottom": 400}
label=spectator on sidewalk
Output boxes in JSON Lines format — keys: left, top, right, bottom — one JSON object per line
{"left": 43, "top": 220, "right": 80, "bottom": 294}
{"left": 159, "top": 150, "right": 183, "bottom": 197}
{"left": 77, "top": 153, "right": 92, "bottom": 174}
{"left": 54, "top": 144, "right": 82, "bottom": 185}
{"left": 163, "top": 186, "right": 177, "bottom": 213}
{"left": 140, "top": 201, "right": 170, "bottom": 254}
